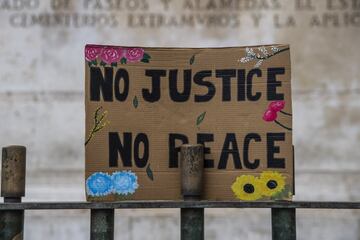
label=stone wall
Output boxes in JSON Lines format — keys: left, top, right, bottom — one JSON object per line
{"left": 0, "top": 0, "right": 359, "bottom": 239}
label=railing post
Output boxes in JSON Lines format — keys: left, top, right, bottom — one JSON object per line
{"left": 0, "top": 146, "right": 26, "bottom": 240}
{"left": 90, "top": 209, "right": 114, "bottom": 240}
{"left": 180, "top": 144, "right": 204, "bottom": 240}
{"left": 272, "top": 208, "right": 296, "bottom": 240}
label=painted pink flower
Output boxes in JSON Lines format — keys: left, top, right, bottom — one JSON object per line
{"left": 100, "top": 47, "right": 124, "bottom": 64}
{"left": 85, "top": 45, "right": 102, "bottom": 62}
{"left": 268, "top": 101, "right": 285, "bottom": 112}
{"left": 125, "top": 48, "right": 144, "bottom": 62}
{"left": 263, "top": 109, "right": 277, "bottom": 122}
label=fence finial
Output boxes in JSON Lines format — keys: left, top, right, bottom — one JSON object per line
{"left": 0, "top": 145, "right": 26, "bottom": 240}
{"left": 1, "top": 145, "right": 26, "bottom": 201}
{"left": 180, "top": 144, "right": 204, "bottom": 200}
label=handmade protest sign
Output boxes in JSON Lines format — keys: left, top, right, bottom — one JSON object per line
{"left": 85, "top": 44, "right": 293, "bottom": 201}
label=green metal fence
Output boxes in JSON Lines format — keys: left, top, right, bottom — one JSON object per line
{"left": 0, "top": 146, "right": 359, "bottom": 240}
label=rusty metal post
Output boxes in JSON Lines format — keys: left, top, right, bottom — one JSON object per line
{"left": 272, "top": 208, "right": 296, "bottom": 240}
{"left": 90, "top": 209, "right": 114, "bottom": 240}
{"left": 0, "top": 146, "right": 26, "bottom": 240}
{"left": 180, "top": 144, "right": 204, "bottom": 240}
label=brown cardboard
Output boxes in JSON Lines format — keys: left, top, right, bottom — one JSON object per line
{"left": 85, "top": 44, "right": 293, "bottom": 201}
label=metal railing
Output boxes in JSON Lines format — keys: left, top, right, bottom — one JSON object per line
{"left": 0, "top": 146, "right": 359, "bottom": 240}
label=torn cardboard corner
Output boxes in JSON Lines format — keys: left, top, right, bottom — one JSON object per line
{"left": 84, "top": 44, "right": 293, "bottom": 201}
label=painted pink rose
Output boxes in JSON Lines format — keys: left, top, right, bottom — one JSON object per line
{"left": 268, "top": 101, "right": 285, "bottom": 112}
{"left": 125, "top": 48, "right": 144, "bottom": 62}
{"left": 85, "top": 46, "right": 102, "bottom": 62}
{"left": 100, "top": 47, "right": 124, "bottom": 64}
{"left": 263, "top": 109, "right": 277, "bottom": 122}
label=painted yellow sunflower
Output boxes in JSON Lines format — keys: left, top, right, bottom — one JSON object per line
{"left": 231, "top": 175, "right": 262, "bottom": 201}
{"left": 259, "top": 171, "right": 286, "bottom": 197}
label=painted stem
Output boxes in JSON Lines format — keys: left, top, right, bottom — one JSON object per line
{"left": 85, "top": 107, "right": 109, "bottom": 146}
{"left": 280, "top": 110, "right": 292, "bottom": 116}
{"left": 275, "top": 120, "right": 292, "bottom": 131}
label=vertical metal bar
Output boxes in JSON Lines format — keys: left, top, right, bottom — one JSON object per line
{"left": 90, "top": 209, "right": 114, "bottom": 240}
{"left": 181, "top": 208, "right": 204, "bottom": 240}
{"left": 0, "top": 146, "right": 26, "bottom": 240}
{"left": 180, "top": 144, "right": 204, "bottom": 240}
{"left": 272, "top": 208, "right": 296, "bottom": 240}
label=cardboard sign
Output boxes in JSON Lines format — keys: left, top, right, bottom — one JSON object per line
{"left": 85, "top": 44, "right": 293, "bottom": 201}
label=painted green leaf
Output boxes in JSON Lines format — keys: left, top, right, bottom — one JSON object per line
{"left": 133, "top": 96, "right": 138, "bottom": 108}
{"left": 190, "top": 55, "right": 195, "bottom": 65}
{"left": 100, "top": 61, "right": 106, "bottom": 66}
{"left": 120, "top": 57, "right": 127, "bottom": 64}
{"left": 271, "top": 185, "right": 291, "bottom": 200}
{"left": 87, "top": 61, "right": 92, "bottom": 67}
{"left": 141, "top": 58, "right": 149, "bottom": 63}
{"left": 146, "top": 164, "right": 154, "bottom": 181}
{"left": 111, "top": 62, "right": 117, "bottom": 67}
{"left": 143, "top": 53, "right": 151, "bottom": 60}
{"left": 196, "top": 111, "right": 206, "bottom": 126}
{"left": 91, "top": 60, "right": 98, "bottom": 66}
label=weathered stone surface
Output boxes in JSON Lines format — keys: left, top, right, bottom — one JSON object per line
{"left": 294, "top": 92, "right": 360, "bottom": 171}
{"left": 0, "top": 93, "right": 84, "bottom": 171}
{"left": 0, "top": 0, "right": 359, "bottom": 239}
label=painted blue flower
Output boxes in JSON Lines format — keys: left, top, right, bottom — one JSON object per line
{"left": 112, "top": 171, "right": 139, "bottom": 195}
{"left": 86, "top": 172, "right": 113, "bottom": 197}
